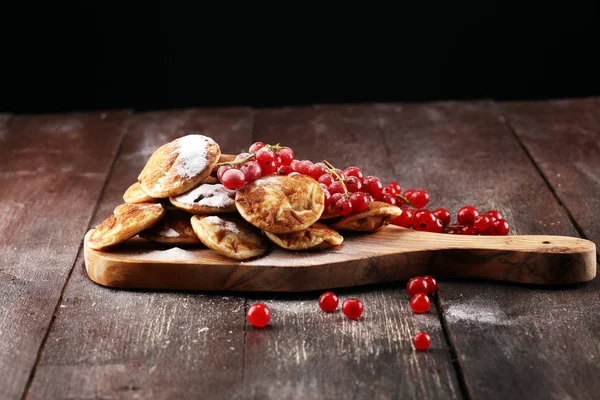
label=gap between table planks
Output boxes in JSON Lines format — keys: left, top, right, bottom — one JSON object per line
{"left": 25, "top": 108, "right": 254, "bottom": 400}
{"left": 375, "top": 100, "right": 600, "bottom": 400}
{"left": 0, "top": 111, "right": 131, "bottom": 400}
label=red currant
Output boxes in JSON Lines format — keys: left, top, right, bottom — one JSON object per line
{"left": 323, "top": 189, "right": 331, "bottom": 205}
{"left": 431, "top": 219, "right": 444, "bottom": 233}
{"left": 296, "top": 160, "right": 313, "bottom": 175}
{"left": 345, "top": 177, "right": 363, "bottom": 193}
{"left": 260, "top": 162, "right": 277, "bottom": 176}
{"left": 278, "top": 147, "right": 294, "bottom": 165}
{"left": 335, "top": 197, "right": 353, "bottom": 216}
{"left": 406, "top": 190, "right": 430, "bottom": 209}
{"left": 362, "top": 176, "right": 384, "bottom": 200}
{"left": 381, "top": 193, "right": 398, "bottom": 206}
{"left": 247, "top": 303, "right": 271, "bottom": 328}
{"left": 318, "top": 292, "right": 339, "bottom": 312}
{"left": 274, "top": 155, "right": 282, "bottom": 168}
{"left": 432, "top": 208, "right": 451, "bottom": 227}
{"left": 422, "top": 276, "right": 438, "bottom": 294}
{"left": 277, "top": 164, "right": 294, "bottom": 175}
{"left": 413, "top": 332, "right": 431, "bottom": 351}
{"left": 461, "top": 226, "right": 479, "bottom": 235}
{"left": 485, "top": 210, "right": 503, "bottom": 221}
{"left": 489, "top": 219, "right": 510, "bottom": 235}
{"left": 387, "top": 182, "right": 402, "bottom": 194}
{"left": 392, "top": 207, "right": 414, "bottom": 227}
{"left": 235, "top": 152, "right": 251, "bottom": 161}
{"left": 349, "top": 192, "right": 370, "bottom": 212}
{"left": 309, "top": 164, "right": 327, "bottom": 180}
{"left": 221, "top": 169, "right": 246, "bottom": 189}
{"left": 382, "top": 186, "right": 397, "bottom": 196}
{"left": 248, "top": 142, "right": 265, "bottom": 153}
{"left": 328, "top": 193, "right": 345, "bottom": 211}
{"left": 256, "top": 147, "right": 276, "bottom": 167}
{"left": 414, "top": 210, "right": 437, "bottom": 232}
{"left": 333, "top": 169, "right": 346, "bottom": 181}
{"left": 344, "top": 166, "right": 364, "bottom": 181}
{"left": 217, "top": 165, "right": 232, "bottom": 182}
{"left": 406, "top": 277, "right": 429, "bottom": 297}
{"left": 474, "top": 215, "right": 491, "bottom": 233}
{"left": 240, "top": 161, "right": 262, "bottom": 183}
{"left": 318, "top": 174, "right": 334, "bottom": 186}
{"left": 328, "top": 181, "right": 346, "bottom": 195}
{"left": 342, "top": 298, "right": 364, "bottom": 319}
{"left": 409, "top": 293, "right": 430, "bottom": 314}
{"left": 457, "top": 206, "right": 479, "bottom": 226}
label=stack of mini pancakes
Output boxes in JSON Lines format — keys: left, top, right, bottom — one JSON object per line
{"left": 88, "top": 134, "right": 402, "bottom": 260}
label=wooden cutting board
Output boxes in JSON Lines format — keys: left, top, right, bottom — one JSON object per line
{"left": 83, "top": 226, "right": 597, "bottom": 292}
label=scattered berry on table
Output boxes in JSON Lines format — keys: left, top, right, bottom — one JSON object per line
{"left": 342, "top": 298, "right": 364, "bottom": 319}
{"left": 247, "top": 303, "right": 271, "bottom": 328}
{"left": 407, "top": 277, "right": 429, "bottom": 297}
{"left": 422, "top": 275, "right": 438, "bottom": 294}
{"left": 410, "top": 293, "right": 431, "bottom": 314}
{"left": 319, "top": 292, "right": 339, "bottom": 312}
{"left": 413, "top": 332, "right": 432, "bottom": 351}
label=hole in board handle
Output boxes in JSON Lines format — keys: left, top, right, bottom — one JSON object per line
{"left": 543, "top": 241, "right": 550, "bottom": 244}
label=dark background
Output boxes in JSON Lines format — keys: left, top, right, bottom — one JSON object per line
{"left": 2, "top": 2, "right": 600, "bottom": 114}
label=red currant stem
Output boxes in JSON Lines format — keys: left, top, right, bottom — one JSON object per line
{"left": 215, "top": 144, "right": 284, "bottom": 167}
{"left": 446, "top": 224, "right": 468, "bottom": 229}
{"left": 323, "top": 160, "right": 349, "bottom": 196}
{"left": 395, "top": 194, "right": 416, "bottom": 208}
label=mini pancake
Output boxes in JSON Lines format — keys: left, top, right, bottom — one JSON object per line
{"left": 169, "top": 183, "right": 237, "bottom": 214}
{"left": 190, "top": 215, "right": 267, "bottom": 260}
{"left": 201, "top": 176, "right": 218, "bottom": 184}
{"left": 329, "top": 201, "right": 402, "bottom": 232}
{"left": 138, "top": 134, "right": 221, "bottom": 198}
{"left": 88, "top": 203, "right": 165, "bottom": 250}
{"left": 139, "top": 210, "right": 201, "bottom": 245}
{"left": 123, "top": 182, "right": 157, "bottom": 204}
{"left": 235, "top": 174, "right": 325, "bottom": 234}
{"left": 264, "top": 222, "right": 343, "bottom": 250}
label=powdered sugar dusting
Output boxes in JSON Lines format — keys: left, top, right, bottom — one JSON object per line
{"left": 174, "top": 184, "right": 235, "bottom": 208}
{"left": 203, "top": 216, "right": 241, "bottom": 234}
{"left": 127, "top": 247, "right": 197, "bottom": 262}
{"left": 175, "top": 135, "right": 212, "bottom": 178}
{"left": 445, "top": 302, "right": 509, "bottom": 325}
{"left": 161, "top": 228, "right": 180, "bottom": 238}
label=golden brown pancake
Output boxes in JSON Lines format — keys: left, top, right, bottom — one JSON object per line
{"left": 329, "top": 201, "right": 402, "bottom": 232}
{"left": 123, "top": 182, "right": 158, "bottom": 204}
{"left": 201, "top": 176, "right": 218, "bottom": 184}
{"left": 88, "top": 203, "right": 165, "bottom": 250}
{"left": 138, "top": 134, "right": 221, "bottom": 198}
{"left": 235, "top": 174, "right": 325, "bottom": 234}
{"left": 190, "top": 215, "right": 268, "bottom": 260}
{"left": 264, "top": 222, "right": 343, "bottom": 250}
{"left": 169, "top": 183, "right": 237, "bottom": 214}
{"left": 139, "top": 210, "right": 201, "bottom": 245}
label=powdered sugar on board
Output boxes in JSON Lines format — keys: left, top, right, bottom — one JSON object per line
{"left": 174, "top": 184, "right": 235, "bottom": 208}
{"left": 160, "top": 228, "right": 180, "bottom": 238}
{"left": 175, "top": 134, "right": 213, "bottom": 178}
{"left": 444, "top": 301, "right": 509, "bottom": 325}
{"left": 203, "top": 216, "right": 241, "bottom": 234}
{"left": 126, "top": 247, "right": 200, "bottom": 262}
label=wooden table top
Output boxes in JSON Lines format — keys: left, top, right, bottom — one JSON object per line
{"left": 1, "top": 98, "right": 599, "bottom": 400}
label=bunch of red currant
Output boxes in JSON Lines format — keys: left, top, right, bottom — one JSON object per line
{"left": 217, "top": 141, "right": 510, "bottom": 236}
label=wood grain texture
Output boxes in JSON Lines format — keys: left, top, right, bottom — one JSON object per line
{"left": 242, "top": 106, "right": 462, "bottom": 399}
{"left": 376, "top": 101, "right": 600, "bottom": 400}
{"left": 0, "top": 111, "right": 130, "bottom": 400}
{"left": 27, "top": 108, "right": 253, "bottom": 400}
{"left": 501, "top": 97, "right": 600, "bottom": 253}
{"left": 83, "top": 227, "right": 596, "bottom": 291}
